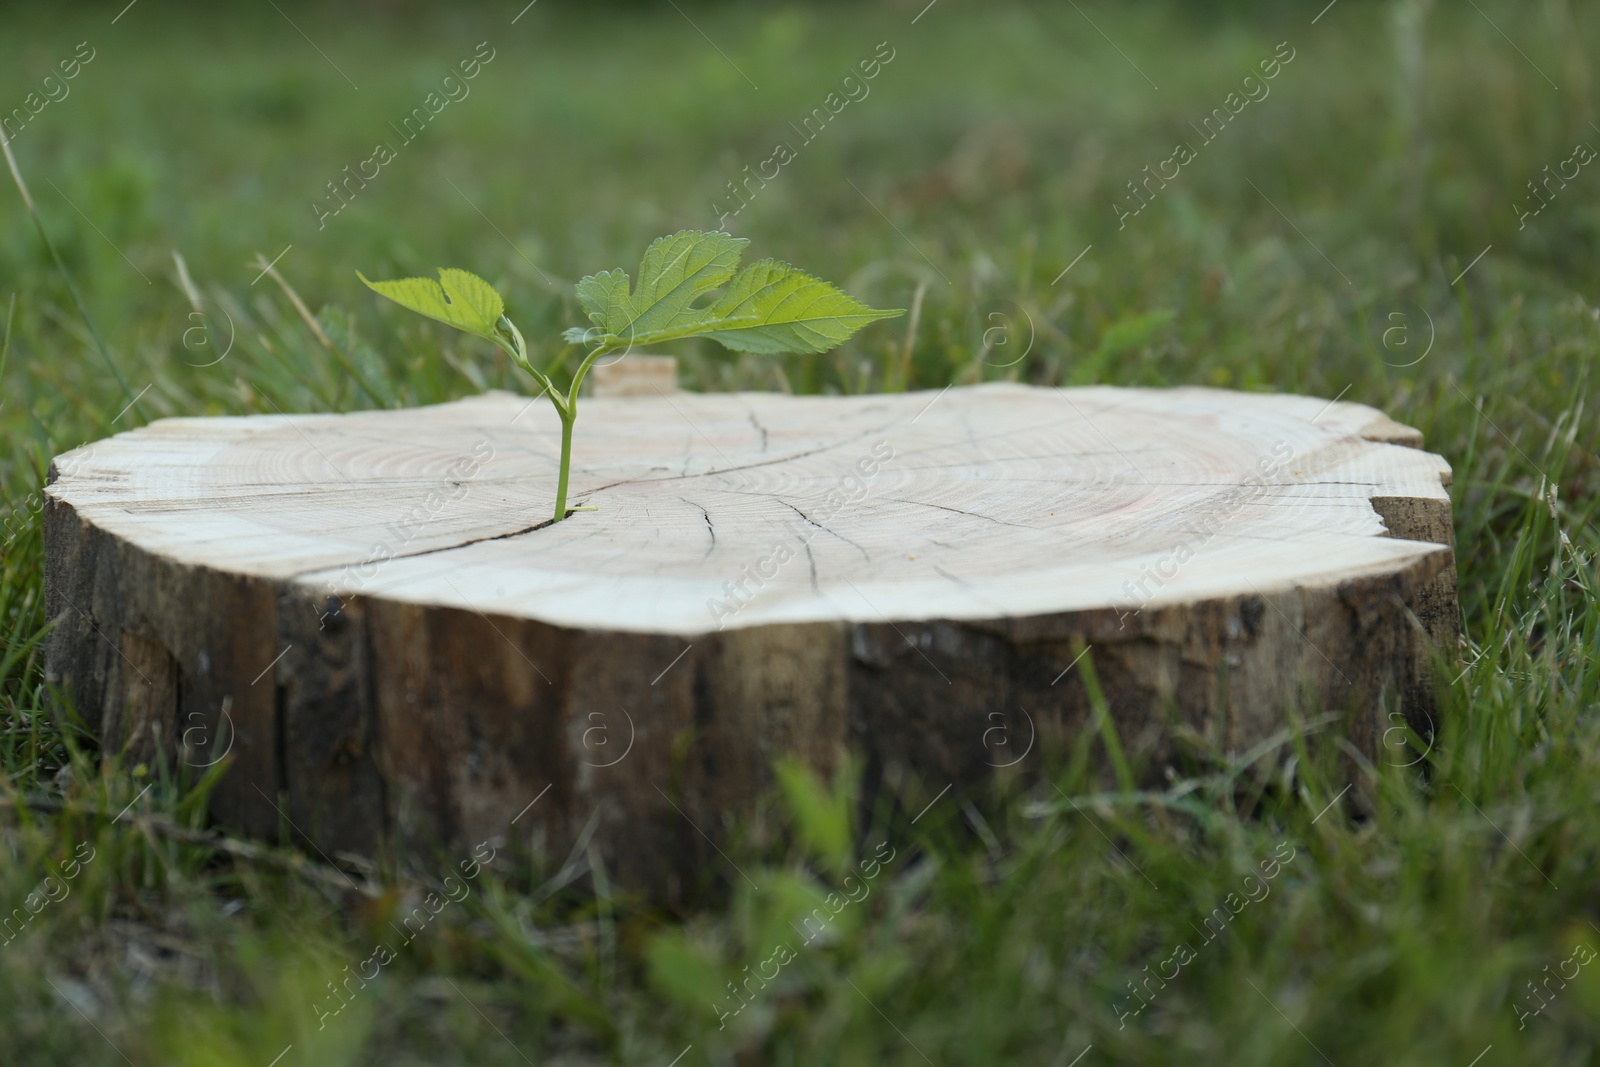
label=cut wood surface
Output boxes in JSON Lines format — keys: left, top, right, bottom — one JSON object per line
{"left": 44, "top": 384, "right": 1457, "bottom": 898}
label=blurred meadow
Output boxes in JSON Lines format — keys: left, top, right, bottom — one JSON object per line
{"left": 0, "top": 0, "right": 1597, "bottom": 1063}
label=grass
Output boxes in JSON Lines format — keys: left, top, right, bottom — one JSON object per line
{"left": 1, "top": 0, "right": 1597, "bottom": 1062}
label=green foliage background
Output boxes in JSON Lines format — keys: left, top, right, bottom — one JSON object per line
{"left": 0, "top": 1, "right": 1596, "bottom": 1063}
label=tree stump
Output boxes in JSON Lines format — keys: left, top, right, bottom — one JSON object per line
{"left": 43, "top": 384, "right": 1456, "bottom": 896}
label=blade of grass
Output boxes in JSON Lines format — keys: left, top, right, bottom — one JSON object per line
{"left": 0, "top": 126, "right": 142, "bottom": 419}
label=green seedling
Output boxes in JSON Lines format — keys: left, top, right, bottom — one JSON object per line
{"left": 361, "top": 230, "right": 902, "bottom": 523}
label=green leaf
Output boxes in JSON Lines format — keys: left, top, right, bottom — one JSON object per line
{"left": 358, "top": 268, "right": 506, "bottom": 342}
{"left": 573, "top": 269, "right": 635, "bottom": 337}
{"left": 775, "top": 755, "right": 855, "bottom": 874}
{"left": 569, "top": 232, "right": 901, "bottom": 354}
{"left": 703, "top": 260, "right": 904, "bottom": 355}
{"left": 575, "top": 231, "right": 748, "bottom": 342}
{"left": 437, "top": 268, "right": 506, "bottom": 334}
